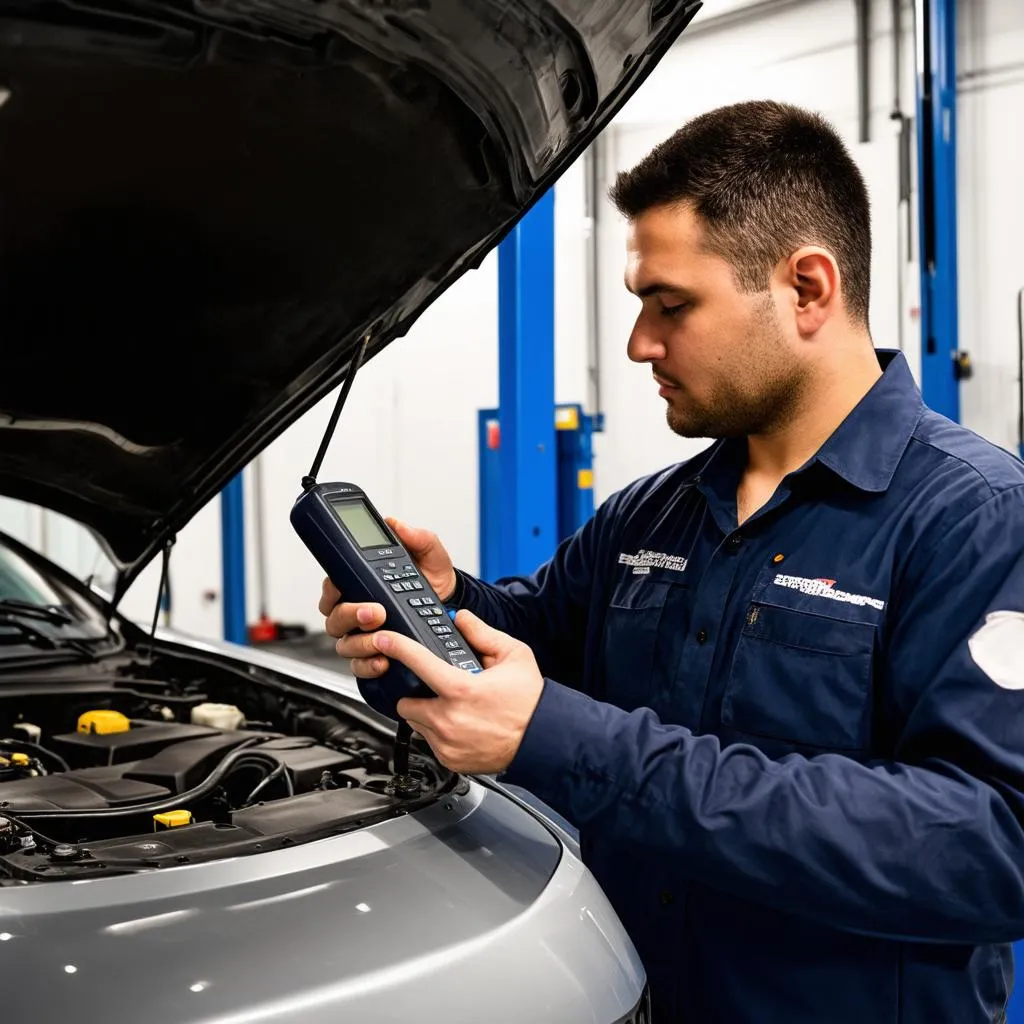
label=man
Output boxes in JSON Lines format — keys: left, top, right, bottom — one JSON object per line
{"left": 320, "top": 100, "right": 1024, "bottom": 1022}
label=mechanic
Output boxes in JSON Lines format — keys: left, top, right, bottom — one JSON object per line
{"left": 320, "top": 100, "right": 1024, "bottom": 1022}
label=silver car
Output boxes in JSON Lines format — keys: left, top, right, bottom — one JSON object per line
{"left": 0, "top": 0, "right": 699, "bottom": 1019}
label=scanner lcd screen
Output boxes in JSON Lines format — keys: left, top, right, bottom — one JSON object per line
{"left": 330, "top": 500, "right": 391, "bottom": 549}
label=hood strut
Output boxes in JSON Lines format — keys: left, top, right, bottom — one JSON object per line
{"left": 143, "top": 538, "right": 174, "bottom": 661}
{"left": 302, "top": 333, "right": 371, "bottom": 492}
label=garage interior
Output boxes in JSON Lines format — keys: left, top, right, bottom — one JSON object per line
{"left": 2, "top": 0, "right": 1023, "bottom": 1017}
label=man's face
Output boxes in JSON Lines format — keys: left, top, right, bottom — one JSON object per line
{"left": 624, "top": 203, "right": 808, "bottom": 439}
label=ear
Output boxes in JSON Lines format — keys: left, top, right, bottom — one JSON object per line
{"left": 778, "top": 247, "right": 840, "bottom": 336}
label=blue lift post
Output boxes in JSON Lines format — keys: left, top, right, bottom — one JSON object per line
{"left": 914, "top": 0, "right": 961, "bottom": 422}
{"left": 489, "top": 190, "right": 558, "bottom": 582}
{"left": 917, "top": 1, "right": 1024, "bottom": 1015}
{"left": 479, "top": 403, "right": 601, "bottom": 581}
{"left": 220, "top": 472, "right": 248, "bottom": 644}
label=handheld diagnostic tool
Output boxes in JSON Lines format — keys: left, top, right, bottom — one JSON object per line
{"left": 289, "top": 334, "right": 480, "bottom": 720}
{"left": 291, "top": 482, "right": 480, "bottom": 707}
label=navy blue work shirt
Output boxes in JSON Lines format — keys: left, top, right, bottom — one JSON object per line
{"left": 366, "top": 349, "right": 1024, "bottom": 1022}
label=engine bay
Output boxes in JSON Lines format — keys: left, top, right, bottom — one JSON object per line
{"left": 0, "top": 645, "right": 451, "bottom": 881}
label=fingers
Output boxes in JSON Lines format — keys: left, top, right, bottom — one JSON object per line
{"left": 372, "top": 630, "right": 462, "bottom": 697}
{"left": 384, "top": 518, "right": 437, "bottom": 559}
{"left": 348, "top": 654, "right": 390, "bottom": 679}
{"left": 318, "top": 578, "right": 341, "bottom": 618}
{"left": 334, "top": 628, "right": 386, "bottom": 660}
{"left": 324, "top": 601, "right": 386, "bottom": 639}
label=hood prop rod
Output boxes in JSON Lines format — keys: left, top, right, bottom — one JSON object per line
{"left": 142, "top": 538, "right": 174, "bottom": 662}
{"left": 296, "top": 332, "right": 418, "bottom": 789}
{"left": 302, "top": 333, "right": 371, "bottom": 490}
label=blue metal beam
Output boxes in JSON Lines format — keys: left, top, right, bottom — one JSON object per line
{"left": 914, "top": 0, "right": 961, "bottom": 421}
{"left": 220, "top": 473, "right": 247, "bottom": 644}
{"left": 495, "top": 191, "right": 557, "bottom": 580}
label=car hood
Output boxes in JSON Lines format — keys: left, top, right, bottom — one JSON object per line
{"left": 0, "top": 0, "right": 699, "bottom": 598}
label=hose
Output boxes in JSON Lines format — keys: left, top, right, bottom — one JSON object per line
{"left": 13, "top": 738, "right": 279, "bottom": 821}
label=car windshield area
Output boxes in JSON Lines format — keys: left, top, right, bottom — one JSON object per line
{"left": 0, "top": 518, "right": 115, "bottom": 656}
{"left": 0, "top": 544, "right": 70, "bottom": 608}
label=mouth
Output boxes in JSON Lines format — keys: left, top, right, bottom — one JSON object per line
{"left": 653, "top": 372, "right": 680, "bottom": 394}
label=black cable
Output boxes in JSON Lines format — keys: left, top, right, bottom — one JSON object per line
{"left": 393, "top": 719, "right": 412, "bottom": 776}
{"left": 303, "top": 333, "right": 371, "bottom": 489}
{"left": 243, "top": 761, "right": 294, "bottom": 804}
{"left": 0, "top": 738, "right": 70, "bottom": 773}
{"left": 14, "top": 738, "right": 268, "bottom": 821}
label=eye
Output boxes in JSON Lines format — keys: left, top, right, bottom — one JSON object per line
{"left": 660, "top": 302, "right": 689, "bottom": 318}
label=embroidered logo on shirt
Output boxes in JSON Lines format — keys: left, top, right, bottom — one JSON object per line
{"left": 773, "top": 574, "right": 885, "bottom": 611}
{"left": 618, "top": 549, "right": 688, "bottom": 576}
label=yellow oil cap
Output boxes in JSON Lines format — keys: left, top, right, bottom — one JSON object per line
{"left": 153, "top": 810, "right": 192, "bottom": 830}
{"left": 10, "top": 753, "right": 30, "bottom": 766}
{"left": 77, "top": 710, "right": 130, "bottom": 735}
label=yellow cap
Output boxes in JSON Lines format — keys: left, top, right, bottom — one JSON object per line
{"left": 10, "top": 753, "right": 29, "bottom": 766}
{"left": 153, "top": 810, "right": 192, "bottom": 830}
{"left": 555, "top": 406, "right": 580, "bottom": 431}
{"left": 77, "top": 710, "right": 131, "bottom": 735}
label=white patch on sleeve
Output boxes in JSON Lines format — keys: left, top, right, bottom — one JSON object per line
{"left": 968, "top": 612, "right": 1024, "bottom": 690}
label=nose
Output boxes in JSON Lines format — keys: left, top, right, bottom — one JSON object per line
{"left": 627, "top": 312, "right": 666, "bottom": 365}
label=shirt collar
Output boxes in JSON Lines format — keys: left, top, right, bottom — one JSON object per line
{"left": 696, "top": 349, "right": 923, "bottom": 503}
{"left": 812, "top": 349, "right": 923, "bottom": 493}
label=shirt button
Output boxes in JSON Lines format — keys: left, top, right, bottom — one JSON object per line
{"left": 727, "top": 534, "right": 743, "bottom": 550}
{"left": 696, "top": 629, "right": 709, "bottom": 644}
{"left": 660, "top": 890, "right": 674, "bottom": 906}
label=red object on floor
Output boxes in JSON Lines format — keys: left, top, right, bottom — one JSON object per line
{"left": 248, "top": 615, "right": 279, "bottom": 643}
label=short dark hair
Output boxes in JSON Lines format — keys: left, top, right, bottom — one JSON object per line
{"left": 609, "top": 100, "right": 872, "bottom": 326}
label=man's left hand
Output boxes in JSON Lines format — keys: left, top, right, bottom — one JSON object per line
{"left": 370, "top": 610, "right": 544, "bottom": 774}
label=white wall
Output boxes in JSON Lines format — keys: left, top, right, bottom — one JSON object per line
{"left": 5, "top": 0, "right": 1021, "bottom": 637}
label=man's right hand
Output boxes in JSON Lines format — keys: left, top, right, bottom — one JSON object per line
{"left": 319, "top": 517, "right": 457, "bottom": 680}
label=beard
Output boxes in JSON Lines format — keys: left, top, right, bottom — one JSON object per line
{"left": 664, "top": 297, "right": 809, "bottom": 439}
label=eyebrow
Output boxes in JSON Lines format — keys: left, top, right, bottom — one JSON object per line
{"left": 630, "top": 281, "right": 695, "bottom": 300}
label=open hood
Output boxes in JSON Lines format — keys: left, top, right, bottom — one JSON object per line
{"left": 0, "top": 0, "right": 700, "bottom": 596}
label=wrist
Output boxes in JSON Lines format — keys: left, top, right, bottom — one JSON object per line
{"left": 437, "top": 569, "right": 458, "bottom": 604}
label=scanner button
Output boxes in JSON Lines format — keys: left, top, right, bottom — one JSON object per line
{"left": 403, "top": 564, "right": 415, "bottom": 571}
{"left": 382, "top": 573, "right": 395, "bottom": 581}
{"left": 432, "top": 625, "right": 452, "bottom": 635}
{"left": 401, "top": 582, "right": 415, "bottom": 591}
{"left": 390, "top": 583, "right": 405, "bottom": 592}
{"left": 444, "top": 640, "right": 460, "bottom": 650}
{"left": 411, "top": 581, "right": 423, "bottom": 590}
{"left": 448, "top": 649, "right": 467, "bottom": 657}
{"left": 429, "top": 606, "right": 443, "bottom": 615}
{"left": 418, "top": 609, "right": 435, "bottom": 618}
{"left": 426, "top": 617, "right": 443, "bottom": 625}
{"left": 409, "top": 598, "right": 424, "bottom": 607}
{"left": 387, "top": 562, "right": 397, "bottom": 569}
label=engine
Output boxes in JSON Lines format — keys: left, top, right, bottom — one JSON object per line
{"left": 0, "top": 652, "right": 450, "bottom": 880}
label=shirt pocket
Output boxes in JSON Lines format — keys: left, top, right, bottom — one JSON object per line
{"left": 721, "top": 597, "right": 878, "bottom": 752}
{"left": 601, "top": 577, "right": 682, "bottom": 711}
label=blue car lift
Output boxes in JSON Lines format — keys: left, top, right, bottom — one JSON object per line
{"left": 915, "top": 1, "right": 1024, "bottom": 1015}
{"left": 220, "top": 472, "right": 247, "bottom": 644}
{"left": 478, "top": 190, "right": 601, "bottom": 581}
{"left": 915, "top": 0, "right": 966, "bottom": 422}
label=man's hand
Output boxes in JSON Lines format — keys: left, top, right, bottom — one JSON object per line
{"left": 372, "top": 609, "right": 544, "bottom": 775}
{"left": 319, "top": 517, "right": 457, "bottom": 675}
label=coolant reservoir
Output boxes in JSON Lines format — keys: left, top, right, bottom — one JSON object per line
{"left": 190, "top": 702, "right": 245, "bottom": 731}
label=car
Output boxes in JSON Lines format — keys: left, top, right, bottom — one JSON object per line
{"left": 0, "top": 0, "right": 700, "bottom": 1020}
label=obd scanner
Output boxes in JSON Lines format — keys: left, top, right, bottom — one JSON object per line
{"left": 289, "top": 334, "right": 481, "bottom": 789}
{"left": 290, "top": 482, "right": 482, "bottom": 704}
